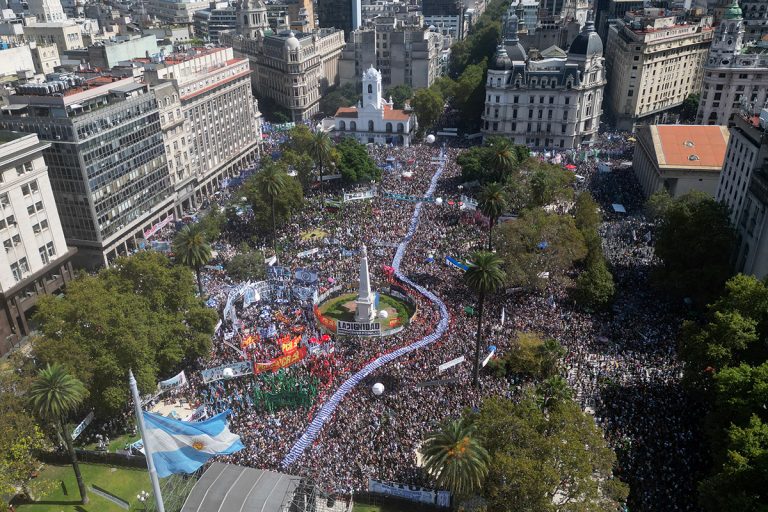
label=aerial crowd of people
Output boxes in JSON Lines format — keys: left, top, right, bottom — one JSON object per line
{"left": 156, "top": 129, "right": 698, "bottom": 511}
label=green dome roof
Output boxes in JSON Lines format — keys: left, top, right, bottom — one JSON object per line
{"left": 724, "top": 0, "right": 743, "bottom": 20}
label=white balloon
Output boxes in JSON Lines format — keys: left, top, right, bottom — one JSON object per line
{"left": 222, "top": 368, "right": 234, "bottom": 378}
{"left": 435, "top": 197, "right": 443, "bottom": 205}
{"left": 379, "top": 309, "right": 389, "bottom": 319}
{"left": 426, "top": 134, "right": 436, "bottom": 144}
{"left": 372, "top": 383, "right": 385, "bottom": 395}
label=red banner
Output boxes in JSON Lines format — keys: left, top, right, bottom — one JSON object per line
{"left": 254, "top": 346, "right": 307, "bottom": 374}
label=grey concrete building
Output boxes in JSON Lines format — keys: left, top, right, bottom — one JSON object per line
{"left": 339, "top": 17, "right": 443, "bottom": 90}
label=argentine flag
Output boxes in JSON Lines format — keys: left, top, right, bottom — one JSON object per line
{"left": 143, "top": 410, "right": 244, "bottom": 478}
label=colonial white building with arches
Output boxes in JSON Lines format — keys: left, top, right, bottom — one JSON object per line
{"left": 327, "top": 66, "right": 418, "bottom": 146}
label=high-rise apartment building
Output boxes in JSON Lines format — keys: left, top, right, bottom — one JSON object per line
{"left": 316, "top": 0, "right": 361, "bottom": 37}
{"left": 221, "top": 1, "right": 345, "bottom": 120}
{"left": 0, "top": 76, "right": 175, "bottom": 269}
{"left": 481, "top": 13, "right": 605, "bottom": 149}
{"left": 0, "top": 131, "right": 75, "bottom": 357}
{"left": 604, "top": 8, "right": 714, "bottom": 130}
{"left": 696, "top": 1, "right": 768, "bottom": 127}
{"left": 717, "top": 110, "right": 768, "bottom": 223}
{"left": 720, "top": 110, "right": 768, "bottom": 278}
{"left": 422, "top": 0, "right": 465, "bottom": 41}
{"left": 339, "top": 18, "right": 444, "bottom": 90}
{"left": 141, "top": 47, "right": 261, "bottom": 204}
{"left": 194, "top": 1, "right": 238, "bottom": 43}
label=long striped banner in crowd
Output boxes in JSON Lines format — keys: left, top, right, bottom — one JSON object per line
{"left": 282, "top": 148, "right": 451, "bottom": 467}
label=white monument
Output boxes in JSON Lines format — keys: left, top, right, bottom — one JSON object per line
{"left": 355, "top": 245, "right": 377, "bottom": 323}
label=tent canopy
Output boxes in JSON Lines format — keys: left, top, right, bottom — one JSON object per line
{"left": 611, "top": 204, "right": 627, "bottom": 213}
{"left": 181, "top": 463, "right": 301, "bottom": 512}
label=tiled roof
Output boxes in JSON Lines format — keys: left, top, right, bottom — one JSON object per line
{"left": 651, "top": 125, "right": 730, "bottom": 170}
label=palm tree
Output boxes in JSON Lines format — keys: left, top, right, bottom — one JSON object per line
{"left": 535, "top": 375, "right": 573, "bottom": 411}
{"left": 478, "top": 182, "right": 508, "bottom": 251}
{"left": 308, "top": 130, "right": 333, "bottom": 201}
{"left": 421, "top": 417, "right": 490, "bottom": 498}
{"left": 173, "top": 223, "right": 212, "bottom": 296}
{"left": 28, "top": 364, "right": 89, "bottom": 505}
{"left": 465, "top": 251, "right": 506, "bottom": 387}
{"left": 489, "top": 138, "right": 517, "bottom": 181}
{"left": 258, "top": 164, "right": 288, "bottom": 254}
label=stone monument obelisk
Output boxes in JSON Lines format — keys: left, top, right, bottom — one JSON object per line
{"left": 355, "top": 245, "right": 376, "bottom": 323}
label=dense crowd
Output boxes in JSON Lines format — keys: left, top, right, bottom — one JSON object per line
{"left": 164, "top": 130, "right": 698, "bottom": 511}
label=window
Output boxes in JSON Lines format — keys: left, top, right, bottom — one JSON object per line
{"left": 21, "top": 184, "right": 30, "bottom": 196}
{"left": 12, "top": 234, "right": 20, "bottom": 246}
{"left": 6, "top": 215, "right": 15, "bottom": 227}
{"left": 39, "top": 246, "right": 50, "bottom": 265}
{"left": 27, "top": 205, "right": 35, "bottom": 215}
{"left": 10, "top": 262, "right": 21, "bottom": 282}
{"left": 0, "top": 193, "right": 8, "bottom": 208}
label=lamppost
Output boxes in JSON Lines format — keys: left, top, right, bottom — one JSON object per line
{"left": 137, "top": 490, "right": 150, "bottom": 511}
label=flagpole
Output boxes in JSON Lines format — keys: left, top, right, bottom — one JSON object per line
{"left": 129, "top": 370, "right": 166, "bottom": 512}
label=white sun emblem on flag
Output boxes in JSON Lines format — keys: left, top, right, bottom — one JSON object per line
{"left": 192, "top": 440, "right": 205, "bottom": 451}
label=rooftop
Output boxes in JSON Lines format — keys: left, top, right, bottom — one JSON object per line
{"left": 650, "top": 125, "right": 730, "bottom": 170}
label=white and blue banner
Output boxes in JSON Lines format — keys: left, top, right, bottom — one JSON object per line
{"left": 158, "top": 371, "right": 187, "bottom": 392}
{"left": 143, "top": 410, "right": 243, "bottom": 478}
{"left": 445, "top": 256, "right": 469, "bottom": 271}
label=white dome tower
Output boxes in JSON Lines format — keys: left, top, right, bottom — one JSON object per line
{"left": 361, "top": 65, "right": 383, "bottom": 110}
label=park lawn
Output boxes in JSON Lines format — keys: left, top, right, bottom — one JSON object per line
{"left": 352, "top": 504, "right": 404, "bottom": 512}
{"left": 16, "top": 463, "right": 151, "bottom": 512}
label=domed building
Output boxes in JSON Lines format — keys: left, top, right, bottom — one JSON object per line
{"left": 220, "top": 21, "right": 346, "bottom": 121}
{"left": 327, "top": 66, "right": 417, "bottom": 146}
{"left": 481, "top": 10, "right": 606, "bottom": 149}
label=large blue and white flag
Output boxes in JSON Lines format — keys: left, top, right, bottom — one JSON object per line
{"left": 142, "top": 410, "right": 243, "bottom": 477}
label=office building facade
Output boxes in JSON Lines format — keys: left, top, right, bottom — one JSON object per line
{"left": 604, "top": 9, "right": 713, "bottom": 131}
{"left": 141, "top": 47, "right": 261, "bottom": 204}
{"left": 0, "top": 131, "right": 75, "bottom": 357}
{"left": 0, "top": 76, "right": 175, "bottom": 268}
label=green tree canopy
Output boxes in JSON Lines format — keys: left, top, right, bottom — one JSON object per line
{"left": 478, "top": 182, "right": 508, "bottom": 250}
{"left": 475, "top": 395, "right": 628, "bottom": 512}
{"left": 654, "top": 191, "right": 736, "bottom": 303}
{"left": 497, "top": 208, "right": 588, "bottom": 289}
{"left": 465, "top": 251, "right": 507, "bottom": 386}
{"left": 173, "top": 223, "right": 212, "bottom": 295}
{"left": 573, "top": 259, "right": 616, "bottom": 309}
{"left": 456, "top": 137, "right": 529, "bottom": 185}
{"left": 28, "top": 364, "right": 89, "bottom": 504}
{"left": 335, "top": 136, "right": 380, "bottom": 183}
{"left": 421, "top": 417, "right": 491, "bottom": 498}
{"left": 32, "top": 252, "right": 216, "bottom": 415}
{"left": 0, "top": 368, "right": 50, "bottom": 502}
{"left": 243, "top": 161, "right": 304, "bottom": 239}
{"left": 384, "top": 84, "right": 413, "bottom": 109}
{"left": 488, "top": 332, "right": 564, "bottom": 381}
{"left": 411, "top": 88, "right": 444, "bottom": 132}
{"left": 226, "top": 246, "right": 266, "bottom": 282}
